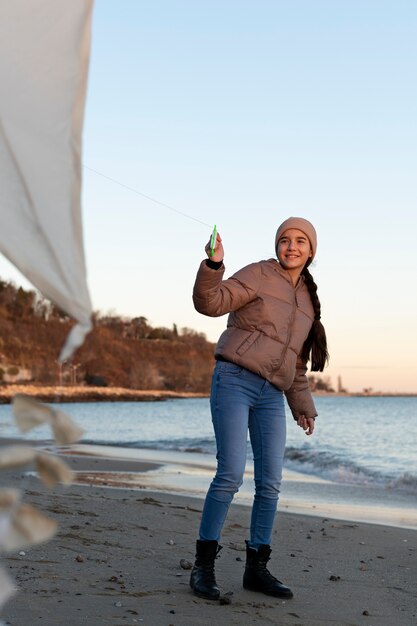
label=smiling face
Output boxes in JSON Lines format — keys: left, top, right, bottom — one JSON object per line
{"left": 277, "top": 228, "right": 313, "bottom": 281}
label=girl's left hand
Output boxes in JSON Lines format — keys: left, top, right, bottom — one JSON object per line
{"left": 297, "top": 415, "right": 315, "bottom": 436}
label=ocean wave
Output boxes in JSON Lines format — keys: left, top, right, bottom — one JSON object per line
{"left": 81, "top": 437, "right": 217, "bottom": 455}
{"left": 80, "top": 437, "right": 417, "bottom": 495}
{"left": 385, "top": 473, "right": 417, "bottom": 493}
{"left": 284, "top": 446, "right": 417, "bottom": 494}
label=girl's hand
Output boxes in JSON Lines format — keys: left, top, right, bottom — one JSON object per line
{"left": 297, "top": 415, "right": 315, "bottom": 436}
{"left": 205, "top": 232, "right": 224, "bottom": 263}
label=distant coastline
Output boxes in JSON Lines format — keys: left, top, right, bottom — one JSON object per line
{"left": 312, "top": 390, "right": 417, "bottom": 398}
{"left": 0, "top": 384, "right": 415, "bottom": 404}
{"left": 0, "top": 384, "right": 207, "bottom": 404}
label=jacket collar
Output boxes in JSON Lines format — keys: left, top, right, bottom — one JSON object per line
{"left": 267, "top": 258, "right": 306, "bottom": 287}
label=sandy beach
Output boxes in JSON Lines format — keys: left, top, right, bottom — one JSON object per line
{"left": 1, "top": 444, "right": 416, "bottom": 626}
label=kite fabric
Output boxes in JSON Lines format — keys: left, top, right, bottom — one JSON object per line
{"left": 0, "top": 0, "right": 94, "bottom": 361}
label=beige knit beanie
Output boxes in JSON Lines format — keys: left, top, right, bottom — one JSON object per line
{"left": 275, "top": 217, "right": 317, "bottom": 260}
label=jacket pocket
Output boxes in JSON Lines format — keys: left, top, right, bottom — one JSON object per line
{"left": 236, "top": 330, "right": 261, "bottom": 356}
{"left": 216, "top": 361, "right": 243, "bottom": 376}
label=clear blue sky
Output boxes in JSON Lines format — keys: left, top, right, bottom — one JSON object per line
{"left": 1, "top": 0, "right": 416, "bottom": 391}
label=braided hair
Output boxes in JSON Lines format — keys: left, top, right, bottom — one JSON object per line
{"left": 300, "top": 263, "right": 329, "bottom": 372}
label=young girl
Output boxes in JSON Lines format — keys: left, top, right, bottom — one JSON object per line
{"left": 190, "top": 217, "right": 328, "bottom": 601}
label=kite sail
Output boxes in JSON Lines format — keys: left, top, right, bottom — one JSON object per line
{"left": 0, "top": 0, "right": 94, "bottom": 361}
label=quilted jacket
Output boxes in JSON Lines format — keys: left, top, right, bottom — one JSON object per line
{"left": 193, "top": 258, "right": 317, "bottom": 419}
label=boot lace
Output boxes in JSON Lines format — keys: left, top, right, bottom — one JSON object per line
{"left": 196, "top": 544, "right": 221, "bottom": 585}
{"left": 257, "top": 556, "right": 281, "bottom": 584}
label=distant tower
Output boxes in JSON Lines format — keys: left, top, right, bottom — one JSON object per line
{"left": 337, "top": 376, "right": 343, "bottom": 393}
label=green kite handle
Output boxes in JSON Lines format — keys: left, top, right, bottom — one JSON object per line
{"left": 210, "top": 224, "right": 217, "bottom": 257}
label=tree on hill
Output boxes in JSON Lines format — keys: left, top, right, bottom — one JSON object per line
{"left": 0, "top": 278, "right": 215, "bottom": 392}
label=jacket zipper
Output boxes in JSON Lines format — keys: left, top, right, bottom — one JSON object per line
{"left": 275, "top": 281, "right": 301, "bottom": 370}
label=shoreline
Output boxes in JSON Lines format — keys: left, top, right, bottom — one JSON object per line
{"left": 2, "top": 438, "right": 416, "bottom": 531}
{"left": 64, "top": 444, "right": 417, "bottom": 531}
{"left": 1, "top": 449, "right": 416, "bottom": 625}
{"left": 0, "top": 384, "right": 416, "bottom": 404}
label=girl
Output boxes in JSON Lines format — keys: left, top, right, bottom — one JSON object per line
{"left": 190, "top": 217, "right": 328, "bottom": 600}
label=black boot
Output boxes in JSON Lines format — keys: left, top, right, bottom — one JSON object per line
{"left": 243, "top": 541, "right": 293, "bottom": 598}
{"left": 190, "top": 540, "right": 222, "bottom": 600}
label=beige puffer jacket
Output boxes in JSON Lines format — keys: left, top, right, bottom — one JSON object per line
{"left": 193, "top": 258, "right": 317, "bottom": 420}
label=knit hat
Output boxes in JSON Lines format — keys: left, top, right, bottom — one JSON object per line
{"left": 275, "top": 217, "right": 317, "bottom": 260}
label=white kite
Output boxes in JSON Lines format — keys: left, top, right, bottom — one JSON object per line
{"left": 0, "top": 0, "right": 94, "bottom": 361}
{"left": 0, "top": 2, "right": 95, "bottom": 609}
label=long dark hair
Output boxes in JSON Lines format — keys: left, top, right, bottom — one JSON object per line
{"left": 300, "top": 263, "right": 329, "bottom": 372}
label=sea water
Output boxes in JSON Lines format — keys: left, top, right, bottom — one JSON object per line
{"left": 1, "top": 395, "right": 416, "bottom": 495}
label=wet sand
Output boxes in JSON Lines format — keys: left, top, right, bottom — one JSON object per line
{"left": 1, "top": 448, "right": 416, "bottom": 626}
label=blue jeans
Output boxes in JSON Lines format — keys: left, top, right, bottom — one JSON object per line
{"left": 199, "top": 360, "right": 286, "bottom": 549}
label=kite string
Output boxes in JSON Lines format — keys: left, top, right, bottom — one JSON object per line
{"left": 83, "top": 164, "right": 212, "bottom": 228}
